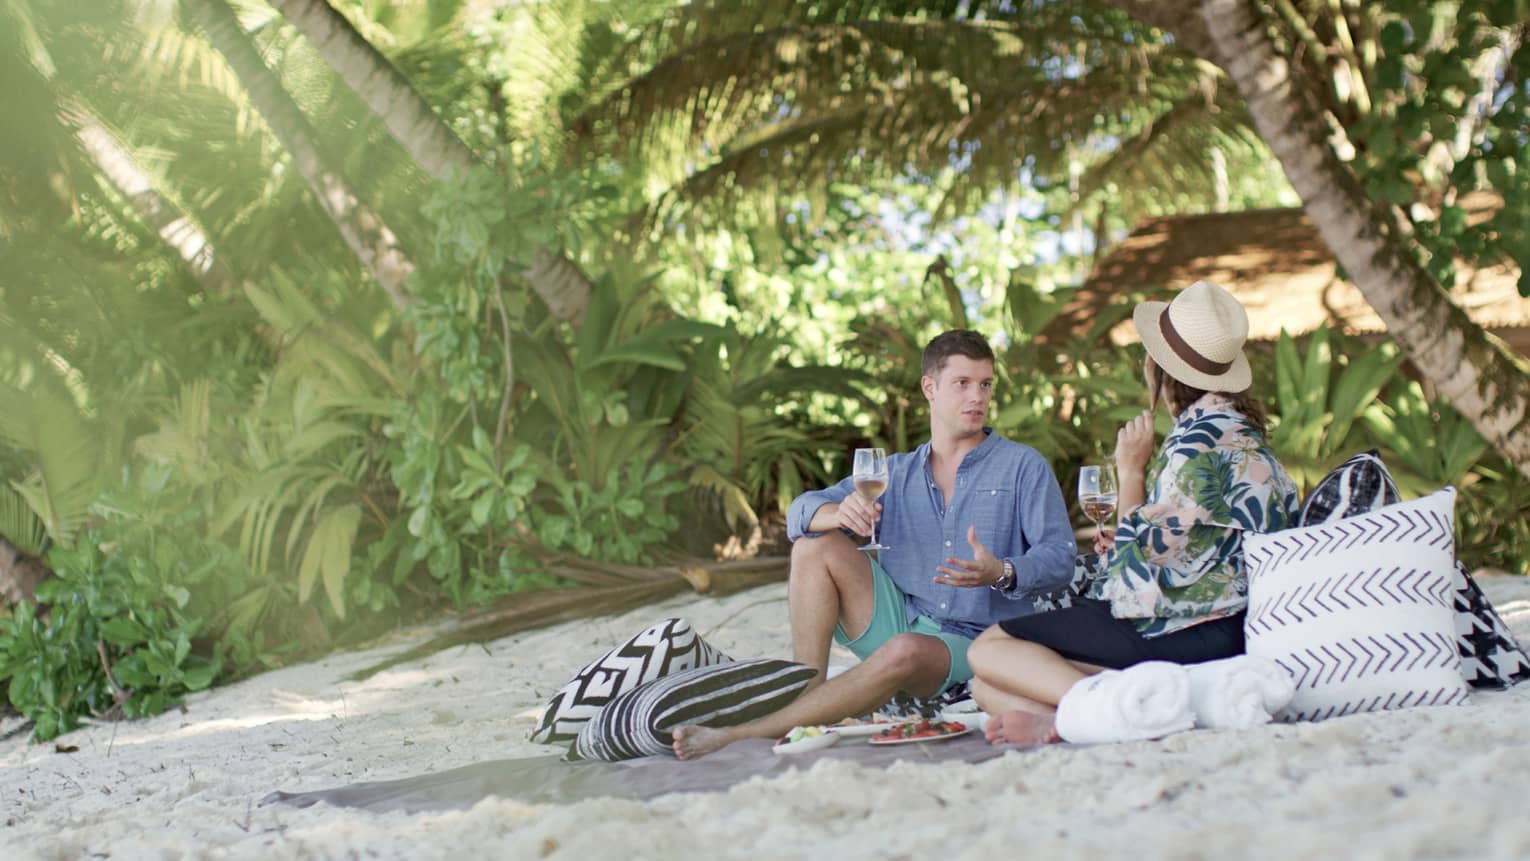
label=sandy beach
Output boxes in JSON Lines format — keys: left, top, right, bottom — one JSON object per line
{"left": 3, "top": 574, "right": 1530, "bottom": 860}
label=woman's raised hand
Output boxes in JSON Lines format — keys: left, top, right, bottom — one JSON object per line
{"left": 1092, "top": 526, "right": 1117, "bottom": 556}
{"left": 1115, "top": 410, "right": 1155, "bottom": 475}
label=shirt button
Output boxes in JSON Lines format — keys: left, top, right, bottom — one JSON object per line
{"left": 991, "top": 490, "right": 997, "bottom": 496}
{"left": 940, "top": 603, "right": 948, "bottom": 610}
{"left": 944, "top": 540, "right": 952, "bottom": 547}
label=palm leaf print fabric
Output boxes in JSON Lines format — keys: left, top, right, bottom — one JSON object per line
{"left": 1089, "top": 394, "right": 1300, "bottom": 637}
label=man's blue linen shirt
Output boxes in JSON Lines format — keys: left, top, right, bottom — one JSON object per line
{"left": 787, "top": 429, "right": 1076, "bottom": 639}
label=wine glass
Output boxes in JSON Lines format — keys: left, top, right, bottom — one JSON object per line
{"left": 1077, "top": 464, "right": 1118, "bottom": 536}
{"left": 852, "top": 447, "right": 890, "bottom": 552}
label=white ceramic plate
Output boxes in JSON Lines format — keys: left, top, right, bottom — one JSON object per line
{"left": 866, "top": 723, "right": 973, "bottom": 746}
{"left": 825, "top": 720, "right": 908, "bottom": 738}
{"left": 938, "top": 708, "right": 988, "bottom": 733}
{"left": 772, "top": 730, "right": 840, "bottom": 755}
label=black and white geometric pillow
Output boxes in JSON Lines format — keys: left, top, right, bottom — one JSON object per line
{"left": 530, "top": 617, "right": 733, "bottom": 745}
{"left": 880, "top": 682, "right": 974, "bottom": 720}
{"left": 1452, "top": 561, "right": 1530, "bottom": 689}
{"left": 1030, "top": 553, "right": 1108, "bottom": 614}
{"left": 569, "top": 659, "right": 817, "bottom": 761}
{"left": 1298, "top": 449, "right": 1401, "bottom": 527}
{"left": 1244, "top": 487, "right": 1470, "bottom": 722}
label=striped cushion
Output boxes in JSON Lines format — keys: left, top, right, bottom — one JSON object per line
{"left": 570, "top": 659, "right": 816, "bottom": 761}
{"left": 1245, "top": 487, "right": 1469, "bottom": 722}
{"left": 530, "top": 618, "right": 732, "bottom": 745}
{"left": 1298, "top": 449, "right": 1400, "bottom": 527}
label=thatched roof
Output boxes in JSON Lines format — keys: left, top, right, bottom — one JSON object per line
{"left": 1052, "top": 192, "right": 1530, "bottom": 354}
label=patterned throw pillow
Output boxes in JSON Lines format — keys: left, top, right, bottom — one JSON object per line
{"left": 880, "top": 682, "right": 973, "bottom": 720}
{"left": 1030, "top": 553, "right": 1108, "bottom": 614}
{"left": 1244, "top": 487, "right": 1469, "bottom": 721}
{"left": 1453, "top": 561, "right": 1530, "bottom": 689}
{"left": 570, "top": 659, "right": 817, "bottom": 761}
{"left": 1298, "top": 449, "right": 1400, "bottom": 527}
{"left": 1296, "top": 451, "right": 1528, "bottom": 691}
{"left": 530, "top": 617, "right": 732, "bottom": 745}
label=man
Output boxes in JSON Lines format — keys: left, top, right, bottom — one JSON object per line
{"left": 673, "top": 329, "right": 1076, "bottom": 758}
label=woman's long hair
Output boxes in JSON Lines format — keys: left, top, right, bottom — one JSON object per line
{"left": 1148, "top": 359, "right": 1269, "bottom": 437}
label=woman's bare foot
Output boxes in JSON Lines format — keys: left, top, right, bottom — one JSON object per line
{"left": 984, "top": 710, "right": 1061, "bottom": 745}
{"left": 671, "top": 725, "right": 735, "bottom": 760}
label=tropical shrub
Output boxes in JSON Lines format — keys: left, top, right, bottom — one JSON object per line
{"left": 0, "top": 468, "right": 239, "bottom": 739}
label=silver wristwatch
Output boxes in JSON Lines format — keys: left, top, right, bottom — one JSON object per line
{"left": 992, "top": 559, "right": 1016, "bottom": 592}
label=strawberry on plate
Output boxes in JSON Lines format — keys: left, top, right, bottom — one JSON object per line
{"left": 868, "top": 719, "right": 971, "bottom": 745}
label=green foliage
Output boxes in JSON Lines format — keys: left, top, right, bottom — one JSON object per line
{"left": 0, "top": 377, "right": 114, "bottom": 548}
{"left": 673, "top": 327, "right": 861, "bottom": 530}
{"left": 0, "top": 485, "right": 48, "bottom": 558}
{"left": 386, "top": 394, "right": 548, "bottom": 604}
{"left": 1362, "top": 380, "right": 1490, "bottom": 494}
{"left": 0, "top": 468, "right": 238, "bottom": 740}
{"left": 1267, "top": 326, "right": 1405, "bottom": 489}
{"left": 1459, "top": 458, "right": 1530, "bottom": 573}
{"left": 533, "top": 455, "right": 686, "bottom": 562}
{"left": 1332, "top": 1, "right": 1530, "bottom": 293}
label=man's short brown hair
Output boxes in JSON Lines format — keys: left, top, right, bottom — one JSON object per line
{"left": 921, "top": 329, "right": 995, "bottom": 378}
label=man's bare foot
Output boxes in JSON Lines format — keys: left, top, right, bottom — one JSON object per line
{"left": 671, "top": 725, "right": 734, "bottom": 760}
{"left": 984, "top": 710, "right": 1061, "bottom": 745}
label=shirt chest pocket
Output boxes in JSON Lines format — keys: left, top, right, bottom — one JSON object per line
{"left": 963, "top": 487, "right": 1016, "bottom": 544}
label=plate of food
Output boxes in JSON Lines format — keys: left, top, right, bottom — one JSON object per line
{"left": 773, "top": 725, "right": 840, "bottom": 755}
{"left": 867, "top": 719, "right": 971, "bottom": 746}
{"left": 825, "top": 716, "right": 906, "bottom": 738}
{"left": 938, "top": 705, "right": 988, "bottom": 733}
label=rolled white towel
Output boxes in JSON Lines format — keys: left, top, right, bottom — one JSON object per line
{"left": 1185, "top": 655, "right": 1295, "bottom": 729}
{"left": 1055, "top": 661, "right": 1195, "bottom": 744}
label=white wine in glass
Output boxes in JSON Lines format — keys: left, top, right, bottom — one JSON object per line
{"left": 852, "top": 447, "right": 890, "bottom": 551}
{"left": 1078, "top": 464, "right": 1119, "bottom": 532}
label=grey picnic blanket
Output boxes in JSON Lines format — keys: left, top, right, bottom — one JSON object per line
{"left": 262, "top": 734, "right": 1015, "bottom": 814}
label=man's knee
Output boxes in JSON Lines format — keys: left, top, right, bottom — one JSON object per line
{"left": 790, "top": 530, "right": 856, "bottom": 567}
{"left": 868, "top": 633, "right": 949, "bottom": 685}
{"left": 789, "top": 532, "right": 868, "bottom": 588}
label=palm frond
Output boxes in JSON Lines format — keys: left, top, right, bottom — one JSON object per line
{"left": 1066, "top": 68, "right": 1287, "bottom": 224}
{"left": 133, "top": 379, "right": 214, "bottom": 474}
{"left": 0, "top": 484, "right": 49, "bottom": 558}
{"left": 0, "top": 378, "right": 106, "bottom": 545}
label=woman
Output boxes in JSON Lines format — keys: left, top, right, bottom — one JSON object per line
{"left": 968, "top": 280, "right": 1299, "bottom": 744}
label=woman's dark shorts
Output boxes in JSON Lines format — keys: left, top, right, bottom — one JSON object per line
{"left": 996, "top": 598, "right": 1245, "bottom": 670}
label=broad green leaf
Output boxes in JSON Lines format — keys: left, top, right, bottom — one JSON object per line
{"left": 1325, "top": 344, "right": 1403, "bottom": 458}
{"left": 298, "top": 505, "right": 361, "bottom": 619}
{"left": 99, "top": 617, "right": 147, "bottom": 647}
{"left": 470, "top": 492, "right": 495, "bottom": 526}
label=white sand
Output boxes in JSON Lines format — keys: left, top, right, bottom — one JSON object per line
{"left": 4, "top": 576, "right": 1530, "bottom": 860}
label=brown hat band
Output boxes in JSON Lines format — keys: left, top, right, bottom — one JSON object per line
{"left": 1159, "top": 310, "right": 1233, "bottom": 375}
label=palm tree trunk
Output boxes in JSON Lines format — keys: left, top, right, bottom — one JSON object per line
{"left": 1107, "top": 0, "right": 1218, "bottom": 60}
{"left": 183, "top": 0, "right": 414, "bottom": 311}
{"left": 265, "top": 0, "right": 478, "bottom": 180}
{"left": 65, "top": 106, "right": 238, "bottom": 296}
{"left": 0, "top": 534, "right": 50, "bottom": 610}
{"left": 267, "top": 0, "right": 589, "bottom": 324}
{"left": 1201, "top": 0, "right": 1530, "bottom": 478}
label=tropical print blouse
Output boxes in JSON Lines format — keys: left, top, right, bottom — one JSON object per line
{"left": 1087, "top": 393, "right": 1300, "bottom": 638}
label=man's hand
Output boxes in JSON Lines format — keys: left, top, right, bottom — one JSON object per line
{"left": 933, "top": 524, "right": 1003, "bottom": 588}
{"left": 831, "top": 493, "right": 880, "bottom": 538}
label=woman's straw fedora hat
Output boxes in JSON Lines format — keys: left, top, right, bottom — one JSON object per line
{"left": 1132, "top": 280, "right": 1252, "bottom": 393}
